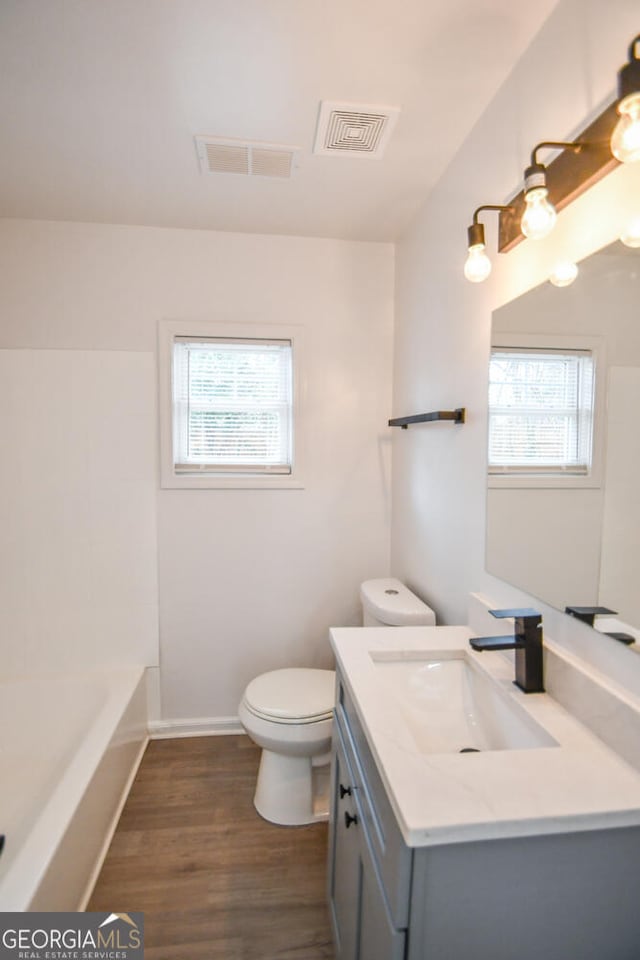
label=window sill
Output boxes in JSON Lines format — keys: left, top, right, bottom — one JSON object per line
{"left": 161, "top": 472, "right": 305, "bottom": 490}
{"left": 488, "top": 473, "right": 601, "bottom": 490}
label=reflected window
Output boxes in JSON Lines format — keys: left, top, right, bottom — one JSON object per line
{"left": 488, "top": 348, "right": 595, "bottom": 476}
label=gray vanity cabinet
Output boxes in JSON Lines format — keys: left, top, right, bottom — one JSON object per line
{"left": 327, "top": 667, "right": 640, "bottom": 960}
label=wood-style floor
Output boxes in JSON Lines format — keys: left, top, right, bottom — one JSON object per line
{"left": 88, "top": 735, "right": 335, "bottom": 960}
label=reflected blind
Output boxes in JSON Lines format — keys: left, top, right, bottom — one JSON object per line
{"left": 173, "top": 337, "right": 293, "bottom": 474}
{"left": 488, "top": 348, "right": 594, "bottom": 475}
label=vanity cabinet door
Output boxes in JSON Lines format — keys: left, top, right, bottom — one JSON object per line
{"left": 328, "top": 719, "right": 407, "bottom": 960}
{"left": 328, "top": 725, "right": 362, "bottom": 960}
{"left": 358, "top": 820, "right": 406, "bottom": 960}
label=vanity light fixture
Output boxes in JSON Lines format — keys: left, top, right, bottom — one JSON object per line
{"left": 464, "top": 205, "right": 511, "bottom": 283}
{"left": 549, "top": 261, "right": 579, "bottom": 287}
{"left": 521, "top": 142, "right": 583, "bottom": 240}
{"left": 465, "top": 35, "right": 638, "bottom": 267}
{"left": 611, "top": 35, "right": 640, "bottom": 163}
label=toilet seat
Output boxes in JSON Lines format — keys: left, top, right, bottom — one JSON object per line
{"left": 243, "top": 668, "right": 335, "bottom": 724}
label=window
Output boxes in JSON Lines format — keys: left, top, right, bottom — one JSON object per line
{"left": 159, "top": 320, "right": 304, "bottom": 489}
{"left": 173, "top": 337, "right": 292, "bottom": 475}
{"left": 488, "top": 347, "right": 595, "bottom": 477}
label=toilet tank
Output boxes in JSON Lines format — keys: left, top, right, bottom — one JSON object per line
{"left": 360, "top": 578, "right": 436, "bottom": 627}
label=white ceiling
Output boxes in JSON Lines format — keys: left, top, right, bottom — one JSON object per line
{"left": 0, "top": 0, "right": 559, "bottom": 242}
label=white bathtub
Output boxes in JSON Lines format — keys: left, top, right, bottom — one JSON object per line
{"left": 0, "top": 667, "right": 148, "bottom": 911}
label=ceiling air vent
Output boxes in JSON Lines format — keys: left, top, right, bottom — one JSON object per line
{"left": 313, "top": 101, "right": 400, "bottom": 158}
{"left": 195, "top": 137, "right": 299, "bottom": 179}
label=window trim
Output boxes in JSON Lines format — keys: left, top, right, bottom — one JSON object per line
{"left": 487, "top": 333, "right": 606, "bottom": 490}
{"left": 159, "top": 319, "right": 306, "bottom": 489}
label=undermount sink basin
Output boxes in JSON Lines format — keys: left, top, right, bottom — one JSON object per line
{"left": 370, "top": 653, "right": 558, "bottom": 754}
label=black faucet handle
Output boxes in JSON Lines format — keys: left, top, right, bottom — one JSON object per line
{"left": 565, "top": 605, "right": 617, "bottom": 627}
{"left": 604, "top": 632, "right": 635, "bottom": 645}
{"left": 489, "top": 607, "right": 541, "bottom": 621}
{"left": 470, "top": 635, "right": 523, "bottom": 651}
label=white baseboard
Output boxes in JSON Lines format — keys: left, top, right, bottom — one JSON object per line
{"left": 148, "top": 715, "right": 244, "bottom": 739}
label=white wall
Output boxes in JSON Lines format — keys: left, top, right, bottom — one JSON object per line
{"left": 0, "top": 219, "right": 393, "bottom": 722}
{"left": 0, "top": 348, "right": 158, "bottom": 675}
{"left": 391, "top": 0, "right": 640, "bottom": 684}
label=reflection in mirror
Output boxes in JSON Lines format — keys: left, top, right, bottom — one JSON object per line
{"left": 486, "top": 240, "right": 640, "bottom": 647}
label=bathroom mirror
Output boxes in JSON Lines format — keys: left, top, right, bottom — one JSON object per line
{"left": 486, "top": 239, "right": 640, "bottom": 640}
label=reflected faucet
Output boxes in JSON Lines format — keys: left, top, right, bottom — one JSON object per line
{"left": 564, "top": 605, "right": 635, "bottom": 645}
{"left": 469, "top": 608, "right": 544, "bottom": 694}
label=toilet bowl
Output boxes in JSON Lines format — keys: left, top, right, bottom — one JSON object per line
{"left": 239, "top": 668, "right": 335, "bottom": 826}
{"left": 239, "top": 578, "right": 435, "bottom": 826}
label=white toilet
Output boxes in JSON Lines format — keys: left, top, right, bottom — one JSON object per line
{"left": 238, "top": 578, "right": 436, "bottom": 826}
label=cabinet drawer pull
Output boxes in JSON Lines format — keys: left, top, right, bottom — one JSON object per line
{"left": 344, "top": 810, "right": 358, "bottom": 829}
{"left": 339, "top": 783, "right": 352, "bottom": 799}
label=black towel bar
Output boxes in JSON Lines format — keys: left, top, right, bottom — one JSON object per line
{"left": 388, "top": 408, "right": 466, "bottom": 428}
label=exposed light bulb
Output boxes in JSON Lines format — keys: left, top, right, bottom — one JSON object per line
{"left": 611, "top": 35, "right": 640, "bottom": 162}
{"left": 549, "top": 261, "right": 578, "bottom": 287}
{"left": 621, "top": 216, "right": 640, "bottom": 247}
{"left": 611, "top": 93, "right": 640, "bottom": 163}
{"left": 464, "top": 244, "right": 492, "bottom": 283}
{"left": 464, "top": 218, "right": 492, "bottom": 283}
{"left": 520, "top": 161, "right": 557, "bottom": 240}
{"left": 521, "top": 186, "right": 557, "bottom": 239}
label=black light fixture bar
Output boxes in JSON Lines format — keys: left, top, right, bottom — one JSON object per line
{"left": 388, "top": 408, "right": 466, "bottom": 428}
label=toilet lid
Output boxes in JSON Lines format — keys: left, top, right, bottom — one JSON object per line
{"left": 244, "top": 668, "right": 335, "bottom": 722}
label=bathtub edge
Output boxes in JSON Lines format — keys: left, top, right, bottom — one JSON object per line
{"left": 24, "top": 667, "right": 149, "bottom": 912}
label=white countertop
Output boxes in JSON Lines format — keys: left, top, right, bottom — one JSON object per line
{"left": 330, "top": 625, "right": 640, "bottom": 847}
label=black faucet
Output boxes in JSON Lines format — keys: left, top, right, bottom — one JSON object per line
{"left": 469, "top": 608, "right": 544, "bottom": 693}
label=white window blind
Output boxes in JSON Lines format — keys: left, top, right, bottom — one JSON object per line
{"left": 172, "top": 337, "right": 293, "bottom": 474}
{"left": 488, "top": 348, "right": 595, "bottom": 475}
